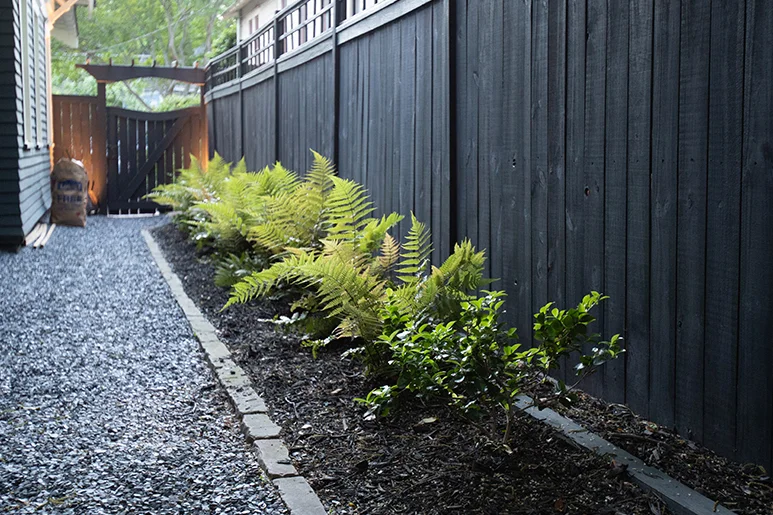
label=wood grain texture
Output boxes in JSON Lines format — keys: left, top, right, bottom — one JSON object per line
{"left": 675, "top": 0, "right": 710, "bottom": 443}
{"left": 703, "top": 0, "right": 744, "bottom": 460}
{"left": 602, "top": 0, "right": 628, "bottom": 404}
{"left": 738, "top": 0, "right": 773, "bottom": 467}
{"left": 624, "top": 0, "right": 653, "bottom": 419}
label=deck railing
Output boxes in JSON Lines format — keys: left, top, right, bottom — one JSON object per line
{"left": 206, "top": 0, "right": 383, "bottom": 91}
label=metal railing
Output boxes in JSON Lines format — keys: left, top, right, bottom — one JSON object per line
{"left": 206, "top": 0, "right": 384, "bottom": 91}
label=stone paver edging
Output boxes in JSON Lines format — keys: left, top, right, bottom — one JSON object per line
{"left": 142, "top": 230, "right": 327, "bottom": 515}
{"left": 514, "top": 396, "right": 732, "bottom": 515}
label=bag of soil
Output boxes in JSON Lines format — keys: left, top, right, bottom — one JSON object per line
{"left": 51, "top": 158, "right": 88, "bottom": 227}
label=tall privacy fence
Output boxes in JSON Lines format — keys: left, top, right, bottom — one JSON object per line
{"left": 204, "top": 0, "right": 773, "bottom": 471}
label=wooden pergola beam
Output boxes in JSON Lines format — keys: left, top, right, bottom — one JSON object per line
{"left": 76, "top": 64, "right": 206, "bottom": 85}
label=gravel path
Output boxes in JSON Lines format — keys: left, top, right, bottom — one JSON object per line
{"left": 0, "top": 217, "right": 288, "bottom": 515}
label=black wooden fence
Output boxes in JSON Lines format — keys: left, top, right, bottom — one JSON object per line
{"left": 204, "top": 0, "right": 773, "bottom": 471}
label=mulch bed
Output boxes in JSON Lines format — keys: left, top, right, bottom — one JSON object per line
{"left": 152, "top": 222, "right": 676, "bottom": 515}
{"left": 533, "top": 384, "right": 773, "bottom": 515}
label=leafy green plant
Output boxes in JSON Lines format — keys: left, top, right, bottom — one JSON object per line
{"left": 145, "top": 153, "right": 234, "bottom": 230}
{"left": 359, "top": 291, "right": 624, "bottom": 443}
{"left": 213, "top": 252, "right": 269, "bottom": 288}
{"left": 226, "top": 208, "right": 490, "bottom": 376}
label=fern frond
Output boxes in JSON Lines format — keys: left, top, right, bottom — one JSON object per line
{"left": 324, "top": 177, "right": 375, "bottom": 242}
{"left": 225, "top": 251, "right": 315, "bottom": 308}
{"left": 358, "top": 213, "right": 404, "bottom": 254}
{"left": 377, "top": 233, "right": 400, "bottom": 274}
{"left": 307, "top": 151, "right": 336, "bottom": 191}
{"left": 397, "top": 213, "right": 433, "bottom": 284}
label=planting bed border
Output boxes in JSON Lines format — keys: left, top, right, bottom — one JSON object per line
{"left": 143, "top": 229, "right": 732, "bottom": 515}
{"left": 143, "top": 230, "right": 326, "bottom": 515}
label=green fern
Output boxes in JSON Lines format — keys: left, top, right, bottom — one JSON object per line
{"left": 396, "top": 213, "right": 433, "bottom": 284}
{"left": 377, "top": 233, "right": 400, "bottom": 275}
{"left": 324, "top": 177, "right": 375, "bottom": 242}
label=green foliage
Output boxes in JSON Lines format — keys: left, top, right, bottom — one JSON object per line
{"left": 214, "top": 252, "right": 268, "bottom": 288}
{"left": 248, "top": 152, "right": 336, "bottom": 253}
{"left": 147, "top": 151, "right": 625, "bottom": 446}
{"left": 155, "top": 94, "right": 201, "bottom": 112}
{"left": 359, "top": 291, "right": 624, "bottom": 442}
{"left": 52, "top": 0, "right": 233, "bottom": 107}
{"left": 208, "top": 22, "right": 237, "bottom": 59}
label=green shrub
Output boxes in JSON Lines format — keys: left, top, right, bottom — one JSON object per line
{"left": 359, "top": 291, "right": 623, "bottom": 443}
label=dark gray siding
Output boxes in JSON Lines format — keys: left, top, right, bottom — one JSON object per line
{"left": 0, "top": 0, "right": 51, "bottom": 247}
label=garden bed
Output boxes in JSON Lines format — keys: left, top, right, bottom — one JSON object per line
{"left": 535, "top": 384, "right": 772, "bottom": 515}
{"left": 152, "top": 222, "right": 676, "bottom": 515}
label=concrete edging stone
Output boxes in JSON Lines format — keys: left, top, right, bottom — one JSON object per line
{"left": 514, "top": 395, "right": 733, "bottom": 515}
{"left": 142, "top": 230, "right": 326, "bottom": 515}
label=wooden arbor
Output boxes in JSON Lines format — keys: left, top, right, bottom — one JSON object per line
{"left": 74, "top": 63, "right": 207, "bottom": 212}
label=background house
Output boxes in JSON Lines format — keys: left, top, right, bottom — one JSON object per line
{"left": 0, "top": 0, "right": 89, "bottom": 248}
{"left": 224, "top": 0, "right": 282, "bottom": 42}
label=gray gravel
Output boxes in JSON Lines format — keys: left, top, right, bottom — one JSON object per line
{"left": 0, "top": 216, "right": 288, "bottom": 514}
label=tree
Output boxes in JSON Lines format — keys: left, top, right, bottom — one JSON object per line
{"left": 52, "top": 0, "right": 234, "bottom": 110}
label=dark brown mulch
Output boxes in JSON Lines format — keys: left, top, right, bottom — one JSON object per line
{"left": 152, "top": 223, "right": 670, "bottom": 515}
{"left": 530, "top": 383, "right": 773, "bottom": 515}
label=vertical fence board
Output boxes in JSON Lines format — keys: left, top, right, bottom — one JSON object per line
{"left": 565, "top": 0, "right": 586, "bottom": 362}
{"left": 107, "top": 113, "right": 118, "bottom": 206}
{"left": 462, "top": 0, "right": 478, "bottom": 250}
{"left": 649, "top": 0, "right": 680, "bottom": 428}
{"left": 414, "top": 6, "right": 432, "bottom": 231}
{"left": 738, "top": 0, "right": 773, "bottom": 467}
{"left": 675, "top": 0, "right": 710, "bottom": 442}
{"left": 477, "top": 0, "right": 494, "bottom": 280}
{"left": 452, "top": 0, "right": 468, "bottom": 247}
{"left": 547, "top": 0, "right": 567, "bottom": 382}
{"left": 580, "top": 0, "right": 607, "bottom": 396}
{"left": 602, "top": 0, "right": 629, "bottom": 404}
{"left": 128, "top": 118, "right": 137, "bottom": 201}
{"left": 531, "top": 0, "right": 549, "bottom": 327}
{"left": 398, "top": 15, "right": 416, "bottom": 246}
{"left": 703, "top": 0, "right": 744, "bottom": 459}
{"left": 433, "top": 0, "right": 451, "bottom": 262}
{"left": 624, "top": 0, "right": 653, "bottom": 418}
{"left": 510, "top": 0, "right": 533, "bottom": 340}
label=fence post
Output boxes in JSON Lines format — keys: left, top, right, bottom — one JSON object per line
{"left": 237, "top": 43, "right": 244, "bottom": 160}
{"left": 331, "top": 0, "right": 340, "bottom": 164}
{"left": 95, "top": 82, "right": 108, "bottom": 213}
{"left": 273, "top": 12, "right": 282, "bottom": 163}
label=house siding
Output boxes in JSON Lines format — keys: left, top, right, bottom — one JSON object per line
{"left": 238, "top": 0, "right": 277, "bottom": 41}
{"left": 0, "top": 0, "right": 51, "bottom": 247}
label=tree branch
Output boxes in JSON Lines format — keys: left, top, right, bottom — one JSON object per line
{"left": 121, "top": 81, "right": 153, "bottom": 111}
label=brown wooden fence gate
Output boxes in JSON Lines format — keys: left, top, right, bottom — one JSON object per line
{"left": 106, "top": 106, "right": 203, "bottom": 212}
{"left": 52, "top": 63, "right": 207, "bottom": 213}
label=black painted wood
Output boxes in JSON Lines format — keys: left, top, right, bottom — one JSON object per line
{"left": 546, "top": 0, "right": 567, "bottom": 383}
{"left": 675, "top": 0, "right": 710, "bottom": 443}
{"left": 564, "top": 0, "right": 585, "bottom": 368}
{"left": 602, "top": 0, "right": 628, "bottom": 404}
{"left": 703, "top": 0, "right": 744, "bottom": 460}
{"left": 624, "top": 0, "right": 653, "bottom": 419}
{"left": 738, "top": 0, "right": 773, "bottom": 467}
{"left": 104, "top": 106, "right": 204, "bottom": 212}
{"left": 649, "top": 0, "right": 680, "bottom": 429}
{"left": 204, "top": 0, "right": 773, "bottom": 472}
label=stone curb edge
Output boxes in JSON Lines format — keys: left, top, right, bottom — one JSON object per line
{"left": 142, "top": 230, "right": 327, "bottom": 515}
{"left": 514, "top": 395, "right": 732, "bottom": 515}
